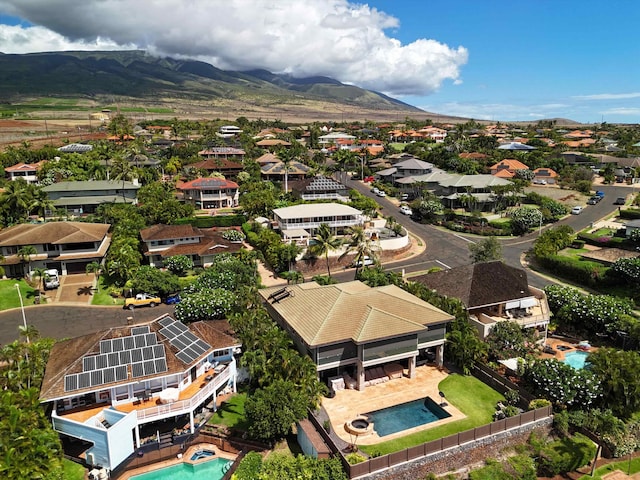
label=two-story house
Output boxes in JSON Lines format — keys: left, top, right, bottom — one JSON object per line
{"left": 272, "top": 203, "right": 363, "bottom": 241}
{"left": 437, "top": 174, "right": 512, "bottom": 211}
{"left": 4, "top": 160, "right": 47, "bottom": 184}
{"left": 40, "top": 314, "right": 240, "bottom": 471}
{"left": 376, "top": 158, "right": 435, "bottom": 185}
{"left": 177, "top": 178, "right": 239, "bottom": 209}
{"left": 0, "top": 221, "right": 111, "bottom": 277}
{"left": 198, "top": 147, "right": 245, "bottom": 161}
{"left": 188, "top": 159, "right": 244, "bottom": 179}
{"left": 42, "top": 180, "right": 140, "bottom": 215}
{"left": 260, "top": 281, "right": 453, "bottom": 391}
{"left": 140, "top": 224, "right": 244, "bottom": 268}
{"left": 410, "top": 261, "right": 550, "bottom": 341}
{"left": 490, "top": 159, "right": 530, "bottom": 179}
{"left": 288, "top": 176, "right": 349, "bottom": 202}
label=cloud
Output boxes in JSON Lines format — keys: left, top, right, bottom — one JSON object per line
{"left": 602, "top": 107, "right": 640, "bottom": 116}
{"left": 572, "top": 92, "right": 640, "bottom": 101}
{"left": 0, "top": 0, "right": 468, "bottom": 97}
{"left": 419, "top": 101, "right": 571, "bottom": 121}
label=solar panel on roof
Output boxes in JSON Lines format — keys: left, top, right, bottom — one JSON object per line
{"left": 96, "top": 354, "right": 108, "bottom": 369}
{"left": 90, "top": 370, "right": 103, "bottom": 387}
{"left": 194, "top": 339, "right": 210, "bottom": 353}
{"left": 123, "top": 336, "right": 135, "bottom": 350}
{"left": 65, "top": 374, "right": 78, "bottom": 392}
{"left": 174, "top": 322, "right": 188, "bottom": 333}
{"left": 176, "top": 351, "right": 192, "bottom": 364}
{"left": 155, "top": 358, "right": 168, "bottom": 374}
{"left": 171, "top": 337, "right": 189, "bottom": 350}
{"left": 142, "top": 346, "right": 153, "bottom": 361}
{"left": 112, "top": 338, "right": 124, "bottom": 352}
{"left": 108, "top": 352, "right": 119, "bottom": 367}
{"left": 158, "top": 316, "right": 175, "bottom": 327}
{"left": 119, "top": 350, "right": 131, "bottom": 364}
{"left": 153, "top": 345, "right": 165, "bottom": 358}
{"left": 102, "top": 367, "right": 115, "bottom": 384}
{"left": 145, "top": 333, "right": 157, "bottom": 346}
{"left": 131, "top": 362, "right": 144, "bottom": 378}
{"left": 115, "top": 366, "right": 128, "bottom": 382}
{"left": 182, "top": 331, "right": 198, "bottom": 343}
{"left": 100, "top": 340, "right": 112, "bottom": 354}
{"left": 78, "top": 372, "right": 91, "bottom": 389}
{"left": 134, "top": 335, "right": 146, "bottom": 348}
{"left": 143, "top": 360, "right": 155, "bottom": 376}
{"left": 184, "top": 346, "right": 199, "bottom": 360}
{"left": 131, "top": 326, "right": 150, "bottom": 335}
{"left": 191, "top": 342, "right": 206, "bottom": 356}
{"left": 83, "top": 356, "right": 96, "bottom": 371}
{"left": 131, "top": 348, "right": 143, "bottom": 363}
{"left": 165, "top": 324, "right": 182, "bottom": 337}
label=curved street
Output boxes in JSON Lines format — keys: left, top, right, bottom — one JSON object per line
{"left": 0, "top": 183, "right": 632, "bottom": 345}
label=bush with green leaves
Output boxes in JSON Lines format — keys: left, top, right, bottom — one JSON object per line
{"left": 469, "top": 455, "right": 536, "bottom": 480}
{"left": 524, "top": 358, "right": 601, "bottom": 409}
{"left": 130, "top": 266, "right": 181, "bottom": 298}
{"left": 528, "top": 398, "right": 552, "bottom": 410}
{"left": 174, "top": 288, "right": 236, "bottom": 322}
{"left": 611, "top": 256, "right": 640, "bottom": 283}
{"left": 532, "top": 225, "right": 574, "bottom": 257}
{"left": 165, "top": 255, "right": 194, "bottom": 276}
{"left": 537, "top": 433, "right": 595, "bottom": 477}
{"left": 510, "top": 207, "right": 543, "bottom": 235}
{"left": 234, "top": 451, "right": 347, "bottom": 480}
{"left": 221, "top": 229, "right": 246, "bottom": 242}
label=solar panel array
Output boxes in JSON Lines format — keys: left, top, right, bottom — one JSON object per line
{"left": 64, "top": 326, "right": 168, "bottom": 393}
{"left": 158, "top": 317, "right": 211, "bottom": 365}
{"left": 307, "top": 176, "right": 343, "bottom": 191}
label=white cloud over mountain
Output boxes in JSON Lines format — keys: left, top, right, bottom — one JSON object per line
{"left": 0, "top": 0, "right": 467, "bottom": 96}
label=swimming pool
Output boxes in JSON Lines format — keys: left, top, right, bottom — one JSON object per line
{"left": 129, "top": 458, "right": 231, "bottom": 480}
{"left": 190, "top": 449, "right": 215, "bottom": 461}
{"left": 365, "top": 397, "right": 451, "bottom": 437}
{"left": 563, "top": 351, "right": 589, "bottom": 370}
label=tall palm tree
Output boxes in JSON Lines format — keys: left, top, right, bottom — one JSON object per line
{"left": 340, "top": 226, "right": 379, "bottom": 279}
{"left": 276, "top": 147, "right": 296, "bottom": 193}
{"left": 17, "top": 245, "right": 37, "bottom": 277}
{"left": 31, "top": 267, "right": 46, "bottom": 292}
{"left": 85, "top": 261, "right": 103, "bottom": 292}
{"left": 110, "top": 155, "right": 136, "bottom": 202}
{"left": 309, "top": 223, "right": 342, "bottom": 278}
{"left": 0, "top": 180, "right": 29, "bottom": 222}
{"left": 28, "top": 189, "right": 55, "bottom": 222}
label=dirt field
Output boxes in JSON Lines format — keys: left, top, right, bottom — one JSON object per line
{"left": 524, "top": 184, "right": 590, "bottom": 206}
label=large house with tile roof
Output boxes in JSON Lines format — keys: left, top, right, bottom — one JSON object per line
{"left": 259, "top": 281, "right": 453, "bottom": 391}
{"left": 197, "top": 147, "right": 245, "bottom": 161}
{"left": 42, "top": 180, "right": 140, "bottom": 215}
{"left": 40, "top": 314, "right": 240, "bottom": 471}
{"left": 177, "top": 177, "right": 239, "bottom": 209}
{"left": 490, "top": 159, "right": 530, "bottom": 178}
{"left": 188, "top": 158, "right": 243, "bottom": 179}
{"left": 140, "top": 224, "right": 244, "bottom": 268}
{"left": 5, "top": 160, "right": 47, "bottom": 184}
{"left": 410, "top": 261, "right": 550, "bottom": 340}
{"left": 0, "top": 221, "right": 110, "bottom": 277}
{"left": 288, "top": 175, "right": 349, "bottom": 202}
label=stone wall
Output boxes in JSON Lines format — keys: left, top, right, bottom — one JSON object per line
{"left": 363, "top": 420, "right": 552, "bottom": 480}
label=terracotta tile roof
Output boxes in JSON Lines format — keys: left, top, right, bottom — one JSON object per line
{"left": 459, "top": 152, "right": 488, "bottom": 159}
{"left": 533, "top": 167, "right": 558, "bottom": 178}
{"left": 255, "top": 139, "right": 292, "bottom": 147}
{"left": 260, "top": 281, "right": 453, "bottom": 347}
{"left": 494, "top": 169, "right": 515, "bottom": 178}
{"left": 0, "top": 222, "right": 109, "bottom": 247}
{"left": 490, "top": 159, "right": 529, "bottom": 171}
{"left": 178, "top": 178, "right": 239, "bottom": 190}
{"left": 410, "top": 261, "right": 531, "bottom": 309}
{"left": 255, "top": 153, "right": 279, "bottom": 164}
{"left": 40, "top": 316, "right": 240, "bottom": 402}
{"left": 140, "top": 224, "right": 203, "bottom": 242}
{"left": 5, "top": 160, "right": 47, "bottom": 172}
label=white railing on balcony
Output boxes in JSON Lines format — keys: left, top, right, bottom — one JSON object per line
{"left": 135, "top": 366, "right": 231, "bottom": 422}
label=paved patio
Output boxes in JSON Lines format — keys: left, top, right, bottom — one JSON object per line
{"left": 321, "top": 365, "right": 465, "bottom": 445}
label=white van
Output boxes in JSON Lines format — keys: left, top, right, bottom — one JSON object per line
{"left": 44, "top": 269, "right": 60, "bottom": 290}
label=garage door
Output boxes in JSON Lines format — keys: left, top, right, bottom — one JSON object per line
{"left": 66, "top": 261, "right": 91, "bottom": 274}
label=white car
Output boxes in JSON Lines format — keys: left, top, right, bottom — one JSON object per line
{"left": 400, "top": 205, "right": 412, "bottom": 215}
{"left": 571, "top": 206, "right": 583, "bottom": 215}
{"left": 353, "top": 256, "right": 374, "bottom": 267}
{"left": 376, "top": 190, "right": 387, "bottom": 197}
{"left": 371, "top": 187, "right": 379, "bottom": 194}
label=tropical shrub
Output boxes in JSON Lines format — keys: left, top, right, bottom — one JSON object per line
{"left": 221, "top": 229, "right": 246, "bottom": 242}
{"left": 174, "top": 288, "right": 236, "bottom": 322}
{"left": 165, "top": 255, "right": 194, "bottom": 276}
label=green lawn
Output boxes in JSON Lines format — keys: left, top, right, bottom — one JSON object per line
{"left": 90, "top": 277, "right": 124, "bottom": 306}
{"left": 0, "top": 279, "right": 37, "bottom": 310}
{"left": 62, "top": 459, "right": 86, "bottom": 480}
{"left": 360, "top": 374, "right": 504, "bottom": 456}
{"left": 578, "top": 457, "right": 640, "bottom": 479}
{"left": 207, "top": 393, "right": 249, "bottom": 430}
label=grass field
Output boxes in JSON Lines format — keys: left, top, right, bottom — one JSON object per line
{"left": 0, "top": 279, "right": 37, "bottom": 310}
{"left": 578, "top": 457, "right": 640, "bottom": 479}
{"left": 208, "top": 392, "right": 249, "bottom": 430}
{"left": 360, "top": 373, "right": 504, "bottom": 456}
{"left": 62, "top": 459, "right": 86, "bottom": 480}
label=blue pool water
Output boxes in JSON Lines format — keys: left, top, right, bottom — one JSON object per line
{"left": 130, "top": 458, "right": 231, "bottom": 480}
{"left": 190, "top": 449, "right": 215, "bottom": 461}
{"left": 366, "top": 397, "right": 451, "bottom": 437}
{"left": 563, "top": 351, "right": 589, "bottom": 370}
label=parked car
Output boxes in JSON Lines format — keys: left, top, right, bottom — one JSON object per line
{"left": 371, "top": 187, "right": 379, "bottom": 194}
{"left": 532, "top": 179, "right": 547, "bottom": 185}
{"left": 165, "top": 293, "right": 181, "bottom": 305}
{"left": 353, "top": 256, "right": 375, "bottom": 267}
{"left": 595, "top": 191, "right": 605, "bottom": 198}
{"left": 124, "top": 293, "right": 161, "bottom": 310}
{"left": 571, "top": 206, "right": 583, "bottom": 215}
{"left": 400, "top": 205, "right": 413, "bottom": 215}
{"left": 615, "top": 197, "right": 626, "bottom": 205}
{"left": 587, "top": 196, "right": 601, "bottom": 205}
{"left": 376, "top": 190, "right": 387, "bottom": 197}
{"left": 400, "top": 193, "right": 409, "bottom": 201}
{"left": 43, "top": 269, "right": 60, "bottom": 290}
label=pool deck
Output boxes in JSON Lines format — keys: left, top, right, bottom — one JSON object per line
{"left": 322, "top": 365, "right": 465, "bottom": 446}
{"left": 118, "top": 443, "right": 237, "bottom": 479}
{"left": 541, "top": 337, "right": 597, "bottom": 362}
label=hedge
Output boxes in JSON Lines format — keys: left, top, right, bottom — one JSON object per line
{"left": 577, "top": 232, "right": 633, "bottom": 249}
{"left": 174, "top": 214, "right": 247, "bottom": 228}
{"left": 536, "top": 255, "right": 612, "bottom": 287}
{"left": 619, "top": 208, "right": 640, "bottom": 220}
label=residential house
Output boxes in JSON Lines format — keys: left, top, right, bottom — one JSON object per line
{"left": 40, "top": 315, "right": 240, "bottom": 471}
{"left": 410, "top": 261, "right": 550, "bottom": 340}
{"left": 42, "top": 180, "right": 140, "bottom": 215}
{"left": 58, "top": 143, "right": 93, "bottom": 154}
{"left": 259, "top": 281, "right": 453, "bottom": 391}
{"left": 255, "top": 138, "right": 292, "bottom": 149}
{"left": 188, "top": 159, "right": 243, "bottom": 179}
{"left": 4, "top": 160, "right": 46, "bottom": 184}
{"left": 273, "top": 203, "right": 363, "bottom": 243}
{"left": 624, "top": 219, "right": 640, "bottom": 238}
{"left": 140, "top": 224, "right": 244, "bottom": 268}
{"left": 376, "top": 158, "right": 435, "bottom": 184}
{"left": 217, "top": 125, "right": 243, "bottom": 137}
{"left": 288, "top": 176, "right": 349, "bottom": 202}
{"left": 197, "top": 147, "right": 245, "bottom": 161}
{"left": 260, "top": 160, "right": 311, "bottom": 183}
{"left": 490, "top": 159, "right": 530, "bottom": 179}
{"left": 0, "top": 221, "right": 110, "bottom": 277}
{"left": 177, "top": 178, "right": 239, "bottom": 209}
{"left": 437, "top": 174, "right": 512, "bottom": 211}
{"left": 318, "top": 132, "right": 356, "bottom": 147}
{"left": 532, "top": 167, "right": 558, "bottom": 184}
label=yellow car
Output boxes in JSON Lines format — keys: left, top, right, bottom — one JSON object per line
{"left": 124, "top": 293, "right": 161, "bottom": 310}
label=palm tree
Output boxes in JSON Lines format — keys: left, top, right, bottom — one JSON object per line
{"left": 86, "top": 261, "right": 103, "bottom": 292}
{"left": 308, "top": 223, "right": 342, "bottom": 278}
{"left": 276, "top": 147, "right": 296, "bottom": 193}
{"left": 340, "top": 226, "right": 379, "bottom": 279}
{"left": 28, "top": 189, "right": 55, "bottom": 222}
{"left": 31, "top": 267, "right": 46, "bottom": 292}
{"left": 17, "top": 246, "right": 37, "bottom": 277}
{"left": 0, "top": 180, "right": 30, "bottom": 222}
{"left": 110, "top": 155, "right": 136, "bottom": 202}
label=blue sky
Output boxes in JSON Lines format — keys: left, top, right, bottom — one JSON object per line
{"left": 0, "top": 0, "right": 638, "bottom": 124}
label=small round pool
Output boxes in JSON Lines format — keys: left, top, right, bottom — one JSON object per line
{"left": 563, "top": 351, "right": 589, "bottom": 370}
{"left": 345, "top": 416, "right": 374, "bottom": 435}
{"left": 190, "top": 449, "right": 215, "bottom": 461}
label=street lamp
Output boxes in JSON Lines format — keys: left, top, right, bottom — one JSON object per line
{"left": 14, "top": 283, "right": 29, "bottom": 343}
{"left": 535, "top": 209, "right": 543, "bottom": 235}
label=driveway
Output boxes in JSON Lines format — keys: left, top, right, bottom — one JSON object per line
{"left": 52, "top": 273, "right": 96, "bottom": 304}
